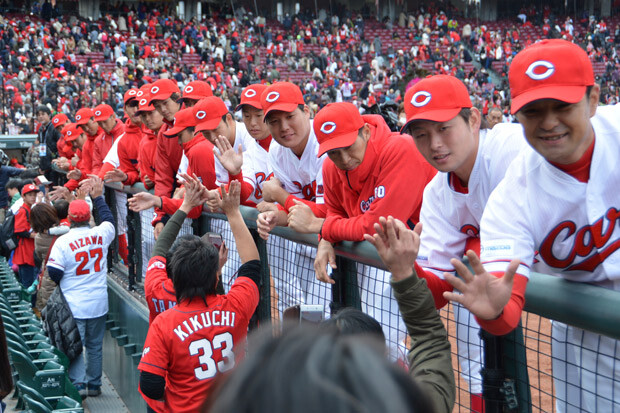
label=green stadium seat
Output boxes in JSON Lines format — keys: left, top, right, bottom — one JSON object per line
{"left": 18, "top": 382, "right": 83, "bottom": 413}
{"left": 8, "top": 348, "right": 66, "bottom": 399}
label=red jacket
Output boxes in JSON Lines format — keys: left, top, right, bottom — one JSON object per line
{"left": 13, "top": 204, "right": 34, "bottom": 266}
{"left": 153, "top": 121, "right": 184, "bottom": 225}
{"left": 161, "top": 134, "right": 217, "bottom": 218}
{"left": 138, "top": 126, "right": 158, "bottom": 188}
{"left": 93, "top": 119, "right": 125, "bottom": 175}
{"left": 64, "top": 131, "right": 100, "bottom": 190}
{"left": 118, "top": 119, "right": 143, "bottom": 185}
{"left": 321, "top": 115, "right": 436, "bottom": 242}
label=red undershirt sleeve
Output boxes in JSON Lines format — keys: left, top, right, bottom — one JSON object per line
{"left": 475, "top": 273, "right": 529, "bottom": 336}
{"left": 284, "top": 194, "right": 327, "bottom": 218}
{"left": 413, "top": 261, "right": 452, "bottom": 309}
{"left": 160, "top": 197, "right": 203, "bottom": 219}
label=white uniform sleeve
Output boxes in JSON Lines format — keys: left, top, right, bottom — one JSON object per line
{"left": 480, "top": 159, "right": 535, "bottom": 278}
{"left": 103, "top": 134, "right": 123, "bottom": 167}
{"left": 98, "top": 221, "right": 117, "bottom": 247}
{"left": 314, "top": 155, "right": 325, "bottom": 205}
{"left": 47, "top": 240, "right": 67, "bottom": 271}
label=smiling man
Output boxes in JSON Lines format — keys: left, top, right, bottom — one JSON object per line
{"left": 442, "top": 39, "right": 620, "bottom": 412}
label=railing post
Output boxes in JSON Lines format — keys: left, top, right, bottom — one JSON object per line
{"left": 330, "top": 256, "right": 361, "bottom": 313}
{"left": 481, "top": 329, "right": 506, "bottom": 413}
{"left": 104, "top": 186, "right": 119, "bottom": 270}
{"left": 502, "top": 324, "right": 532, "bottom": 413}
{"left": 125, "top": 208, "right": 139, "bottom": 289}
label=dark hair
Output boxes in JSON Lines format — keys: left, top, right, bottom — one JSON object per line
{"left": 168, "top": 235, "right": 219, "bottom": 303}
{"left": 30, "top": 203, "right": 59, "bottom": 233}
{"left": 36, "top": 105, "right": 51, "bottom": 115}
{"left": 265, "top": 105, "right": 305, "bottom": 123}
{"left": 321, "top": 307, "right": 386, "bottom": 342}
{"left": 205, "top": 327, "right": 432, "bottom": 413}
{"left": 5, "top": 178, "right": 21, "bottom": 191}
{"left": 53, "top": 200, "right": 69, "bottom": 220}
{"left": 169, "top": 92, "right": 182, "bottom": 103}
{"left": 458, "top": 108, "right": 472, "bottom": 122}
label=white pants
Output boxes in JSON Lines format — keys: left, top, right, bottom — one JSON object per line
{"left": 454, "top": 302, "right": 484, "bottom": 394}
{"left": 552, "top": 321, "right": 620, "bottom": 412}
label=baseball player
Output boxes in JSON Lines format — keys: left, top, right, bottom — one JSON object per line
{"left": 91, "top": 104, "right": 125, "bottom": 175}
{"left": 47, "top": 176, "right": 115, "bottom": 397}
{"left": 312, "top": 102, "right": 435, "bottom": 361}
{"left": 443, "top": 39, "right": 620, "bottom": 412}
{"left": 179, "top": 80, "right": 213, "bottom": 108}
{"left": 256, "top": 81, "right": 330, "bottom": 316}
{"left": 138, "top": 181, "right": 259, "bottom": 412}
{"left": 400, "top": 74, "right": 529, "bottom": 411}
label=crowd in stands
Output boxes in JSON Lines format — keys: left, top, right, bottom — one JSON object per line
{"left": 0, "top": 1, "right": 618, "bottom": 137}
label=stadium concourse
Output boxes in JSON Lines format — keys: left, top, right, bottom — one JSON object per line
{"left": 2, "top": 1, "right": 620, "bottom": 412}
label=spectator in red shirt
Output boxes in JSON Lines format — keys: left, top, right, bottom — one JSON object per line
{"left": 14, "top": 183, "right": 40, "bottom": 304}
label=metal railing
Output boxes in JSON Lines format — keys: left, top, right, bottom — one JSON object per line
{"left": 61, "top": 178, "right": 620, "bottom": 412}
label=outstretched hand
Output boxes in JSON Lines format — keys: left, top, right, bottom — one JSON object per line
{"left": 364, "top": 216, "right": 422, "bottom": 281}
{"left": 128, "top": 192, "right": 159, "bottom": 212}
{"left": 214, "top": 135, "right": 243, "bottom": 176}
{"left": 179, "top": 173, "right": 208, "bottom": 210}
{"left": 220, "top": 181, "right": 241, "bottom": 216}
{"left": 442, "top": 250, "right": 520, "bottom": 320}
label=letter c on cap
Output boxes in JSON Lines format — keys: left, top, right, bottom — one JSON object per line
{"left": 137, "top": 90, "right": 144, "bottom": 97}
{"left": 320, "top": 121, "right": 337, "bottom": 134}
{"left": 151, "top": 86, "right": 160, "bottom": 94}
{"left": 53, "top": 118, "right": 58, "bottom": 123}
{"left": 196, "top": 111, "right": 207, "bottom": 120}
{"left": 265, "top": 91, "right": 280, "bottom": 102}
{"left": 128, "top": 90, "right": 137, "bottom": 95}
{"left": 67, "top": 131, "right": 72, "bottom": 136}
{"left": 184, "top": 86, "right": 194, "bottom": 94}
{"left": 76, "top": 115, "right": 81, "bottom": 121}
{"left": 525, "top": 60, "right": 555, "bottom": 80}
{"left": 244, "top": 89, "right": 257, "bottom": 98}
{"left": 411, "top": 91, "right": 432, "bottom": 107}
{"left": 95, "top": 110, "right": 101, "bottom": 116}
{"left": 140, "top": 99, "right": 147, "bottom": 106}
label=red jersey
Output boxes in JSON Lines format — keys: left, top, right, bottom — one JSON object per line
{"left": 321, "top": 115, "right": 436, "bottom": 242}
{"left": 13, "top": 204, "right": 34, "bottom": 266}
{"left": 160, "top": 134, "right": 217, "bottom": 219}
{"left": 154, "top": 121, "right": 183, "bottom": 198}
{"left": 144, "top": 256, "right": 177, "bottom": 325}
{"left": 118, "top": 120, "right": 143, "bottom": 185}
{"left": 138, "top": 262, "right": 260, "bottom": 413}
{"left": 93, "top": 119, "right": 125, "bottom": 175}
{"left": 138, "top": 126, "right": 158, "bottom": 188}
{"left": 65, "top": 131, "right": 100, "bottom": 190}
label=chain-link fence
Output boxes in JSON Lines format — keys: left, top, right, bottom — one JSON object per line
{"left": 54, "top": 178, "right": 620, "bottom": 412}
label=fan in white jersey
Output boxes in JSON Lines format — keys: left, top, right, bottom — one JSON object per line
{"left": 46, "top": 176, "right": 115, "bottom": 398}
{"left": 255, "top": 81, "right": 331, "bottom": 316}
{"left": 443, "top": 39, "right": 620, "bottom": 412}
{"left": 400, "top": 74, "right": 530, "bottom": 411}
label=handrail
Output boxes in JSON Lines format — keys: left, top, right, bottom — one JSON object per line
{"left": 60, "top": 178, "right": 620, "bottom": 340}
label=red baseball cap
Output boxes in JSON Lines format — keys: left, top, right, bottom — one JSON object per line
{"left": 124, "top": 88, "right": 139, "bottom": 104}
{"left": 509, "top": 39, "right": 594, "bottom": 114}
{"left": 68, "top": 199, "right": 90, "bottom": 222}
{"left": 136, "top": 92, "right": 155, "bottom": 113}
{"left": 93, "top": 104, "right": 114, "bottom": 122}
{"left": 194, "top": 97, "right": 229, "bottom": 132}
{"left": 401, "top": 75, "right": 472, "bottom": 133}
{"left": 163, "top": 107, "right": 198, "bottom": 137}
{"left": 74, "top": 108, "right": 94, "bottom": 125}
{"left": 147, "top": 78, "right": 180, "bottom": 103}
{"left": 63, "top": 123, "right": 84, "bottom": 142}
{"left": 21, "top": 183, "right": 40, "bottom": 196}
{"left": 51, "top": 113, "right": 68, "bottom": 127}
{"left": 315, "top": 103, "right": 365, "bottom": 157}
{"left": 180, "top": 81, "right": 213, "bottom": 102}
{"left": 236, "top": 83, "right": 268, "bottom": 111}
{"left": 260, "top": 82, "right": 304, "bottom": 119}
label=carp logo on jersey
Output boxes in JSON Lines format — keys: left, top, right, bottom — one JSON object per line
{"left": 360, "top": 186, "right": 386, "bottom": 212}
{"left": 460, "top": 224, "right": 480, "bottom": 238}
{"left": 147, "top": 260, "right": 166, "bottom": 272}
{"left": 539, "top": 207, "right": 620, "bottom": 272}
{"left": 292, "top": 180, "right": 317, "bottom": 201}
{"left": 254, "top": 172, "right": 275, "bottom": 199}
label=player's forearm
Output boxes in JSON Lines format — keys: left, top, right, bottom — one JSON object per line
{"left": 227, "top": 209, "right": 259, "bottom": 263}
{"left": 412, "top": 262, "right": 451, "bottom": 309}
{"left": 93, "top": 196, "right": 115, "bottom": 225}
{"left": 284, "top": 195, "right": 327, "bottom": 218}
{"left": 152, "top": 209, "right": 187, "bottom": 258}
{"left": 476, "top": 273, "right": 528, "bottom": 336}
{"left": 139, "top": 371, "right": 165, "bottom": 401}
{"left": 161, "top": 197, "right": 202, "bottom": 219}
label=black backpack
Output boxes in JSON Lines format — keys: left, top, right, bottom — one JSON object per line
{"left": 0, "top": 207, "right": 28, "bottom": 257}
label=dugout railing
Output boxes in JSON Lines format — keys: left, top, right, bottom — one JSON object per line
{"left": 49, "top": 175, "right": 620, "bottom": 412}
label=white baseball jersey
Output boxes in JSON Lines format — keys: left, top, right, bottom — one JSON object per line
{"left": 240, "top": 137, "right": 280, "bottom": 205}
{"left": 214, "top": 121, "right": 254, "bottom": 186}
{"left": 417, "top": 123, "right": 530, "bottom": 277}
{"left": 47, "top": 221, "right": 115, "bottom": 318}
{"left": 269, "top": 120, "right": 326, "bottom": 205}
{"left": 481, "top": 104, "right": 620, "bottom": 290}
{"left": 177, "top": 152, "right": 189, "bottom": 180}
{"left": 103, "top": 133, "right": 124, "bottom": 167}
